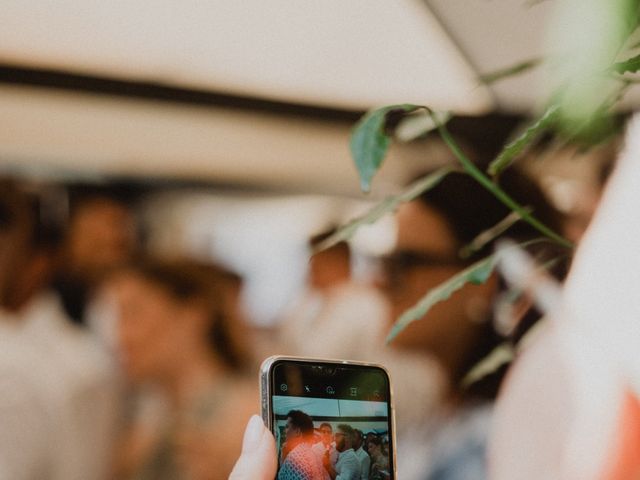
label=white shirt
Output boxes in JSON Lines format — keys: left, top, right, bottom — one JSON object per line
{"left": 0, "top": 292, "right": 119, "bottom": 480}
{"left": 336, "top": 448, "right": 361, "bottom": 480}
{"left": 279, "top": 282, "right": 387, "bottom": 360}
{"left": 279, "top": 282, "right": 446, "bottom": 433}
{"left": 354, "top": 447, "right": 371, "bottom": 480}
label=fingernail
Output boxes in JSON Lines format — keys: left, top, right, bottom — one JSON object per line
{"left": 242, "top": 415, "right": 264, "bottom": 453}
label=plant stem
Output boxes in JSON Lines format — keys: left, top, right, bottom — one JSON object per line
{"left": 433, "top": 114, "right": 573, "bottom": 249}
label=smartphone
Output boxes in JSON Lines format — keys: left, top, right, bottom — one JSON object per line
{"left": 260, "top": 356, "right": 396, "bottom": 479}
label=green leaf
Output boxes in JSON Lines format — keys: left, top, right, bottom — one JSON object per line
{"left": 461, "top": 316, "right": 549, "bottom": 389}
{"left": 612, "top": 52, "right": 640, "bottom": 73}
{"left": 395, "top": 110, "right": 451, "bottom": 142}
{"left": 545, "top": 0, "right": 639, "bottom": 140}
{"left": 459, "top": 209, "right": 529, "bottom": 259}
{"left": 350, "top": 104, "right": 422, "bottom": 192}
{"left": 313, "top": 166, "right": 455, "bottom": 253}
{"left": 431, "top": 112, "right": 573, "bottom": 249}
{"left": 386, "top": 255, "right": 497, "bottom": 343}
{"left": 461, "top": 343, "right": 514, "bottom": 389}
{"left": 478, "top": 58, "right": 542, "bottom": 85}
{"left": 488, "top": 105, "right": 559, "bottom": 177}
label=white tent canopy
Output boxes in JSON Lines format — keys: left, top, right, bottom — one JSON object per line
{"left": 0, "top": 0, "right": 626, "bottom": 192}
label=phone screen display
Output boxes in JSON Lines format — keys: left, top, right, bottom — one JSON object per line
{"left": 266, "top": 358, "right": 394, "bottom": 480}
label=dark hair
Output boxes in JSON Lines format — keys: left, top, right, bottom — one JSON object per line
{"left": 367, "top": 436, "right": 382, "bottom": 447}
{"left": 417, "top": 168, "right": 564, "bottom": 259}
{"left": 0, "top": 180, "right": 31, "bottom": 234}
{"left": 125, "top": 258, "right": 247, "bottom": 371}
{"left": 309, "top": 227, "right": 350, "bottom": 259}
{"left": 287, "top": 410, "right": 315, "bottom": 436}
{"left": 66, "top": 183, "right": 140, "bottom": 218}
{"left": 0, "top": 179, "right": 62, "bottom": 252}
{"left": 415, "top": 167, "right": 567, "bottom": 399}
{"left": 319, "top": 422, "right": 332, "bottom": 430}
{"left": 337, "top": 424, "right": 355, "bottom": 442}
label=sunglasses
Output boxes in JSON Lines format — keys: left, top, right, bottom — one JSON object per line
{"left": 381, "top": 250, "right": 465, "bottom": 272}
{"left": 379, "top": 250, "right": 466, "bottom": 290}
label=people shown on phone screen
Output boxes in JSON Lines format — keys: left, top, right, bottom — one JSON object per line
{"left": 323, "top": 424, "right": 362, "bottom": 480}
{"left": 353, "top": 429, "right": 371, "bottom": 480}
{"left": 367, "top": 437, "right": 390, "bottom": 480}
{"left": 312, "top": 423, "right": 338, "bottom": 480}
{"left": 278, "top": 410, "right": 325, "bottom": 480}
{"left": 275, "top": 408, "right": 390, "bottom": 480}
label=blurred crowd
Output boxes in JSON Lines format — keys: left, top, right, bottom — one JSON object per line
{"left": 0, "top": 180, "right": 255, "bottom": 480}
{"left": 0, "top": 145, "right": 611, "bottom": 480}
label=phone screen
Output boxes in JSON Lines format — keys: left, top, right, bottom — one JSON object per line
{"left": 264, "top": 358, "right": 394, "bottom": 480}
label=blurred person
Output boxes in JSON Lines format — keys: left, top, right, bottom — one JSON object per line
{"left": 231, "top": 164, "right": 564, "bottom": 480}
{"left": 353, "top": 429, "right": 371, "bottom": 480}
{"left": 278, "top": 229, "right": 444, "bottom": 434}
{"left": 324, "top": 424, "right": 361, "bottom": 480}
{"left": 278, "top": 410, "right": 325, "bottom": 480}
{"left": 0, "top": 180, "right": 119, "bottom": 479}
{"left": 312, "top": 423, "right": 338, "bottom": 480}
{"left": 366, "top": 437, "right": 389, "bottom": 480}
{"left": 205, "top": 263, "right": 252, "bottom": 359}
{"left": 560, "top": 145, "right": 618, "bottom": 244}
{"left": 230, "top": 163, "right": 564, "bottom": 480}
{"left": 364, "top": 432, "right": 376, "bottom": 452}
{"left": 382, "top": 166, "right": 566, "bottom": 480}
{"left": 109, "top": 258, "right": 255, "bottom": 480}
{"left": 278, "top": 229, "right": 387, "bottom": 359}
{"left": 227, "top": 127, "right": 640, "bottom": 480}
{"left": 53, "top": 185, "right": 138, "bottom": 325}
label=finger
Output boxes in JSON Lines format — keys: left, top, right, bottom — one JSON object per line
{"left": 229, "top": 415, "right": 277, "bottom": 480}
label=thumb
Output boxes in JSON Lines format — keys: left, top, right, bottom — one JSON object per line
{"left": 229, "top": 415, "right": 277, "bottom": 480}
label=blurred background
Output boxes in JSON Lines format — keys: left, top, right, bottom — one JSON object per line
{"left": 0, "top": 1, "right": 629, "bottom": 480}
{"left": 0, "top": 0, "right": 616, "bottom": 328}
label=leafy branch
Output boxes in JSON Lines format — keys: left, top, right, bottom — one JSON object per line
{"left": 386, "top": 255, "right": 497, "bottom": 343}
{"left": 459, "top": 209, "right": 530, "bottom": 259}
{"left": 349, "top": 104, "right": 424, "bottom": 192}
{"left": 347, "top": 102, "right": 572, "bottom": 248}
{"left": 428, "top": 109, "right": 573, "bottom": 248}
{"left": 478, "top": 58, "right": 542, "bottom": 85}
{"left": 612, "top": 52, "right": 640, "bottom": 73}
{"left": 487, "top": 105, "right": 560, "bottom": 177}
{"left": 387, "top": 238, "right": 558, "bottom": 343}
{"left": 313, "top": 166, "right": 456, "bottom": 253}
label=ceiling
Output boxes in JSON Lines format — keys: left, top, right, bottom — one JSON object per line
{"left": 0, "top": 0, "right": 602, "bottom": 194}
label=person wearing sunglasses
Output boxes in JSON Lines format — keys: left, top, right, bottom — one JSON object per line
{"left": 382, "top": 164, "right": 566, "bottom": 480}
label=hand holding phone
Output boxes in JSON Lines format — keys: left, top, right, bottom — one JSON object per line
{"left": 260, "top": 356, "right": 396, "bottom": 480}
{"left": 229, "top": 415, "right": 277, "bottom": 480}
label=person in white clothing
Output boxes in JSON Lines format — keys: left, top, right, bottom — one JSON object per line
{"left": 278, "top": 229, "right": 445, "bottom": 435}
{"left": 312, "top": 423, "right": 338, "bottom": 480}
{"left": 0, "top": 181, "right": 119, "bottom": 480}
{"left": 353, "top": 429, "right": 371, "bottom": 480}
{"left": 324, "top": 424, "right": 361, "bottom": 480}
